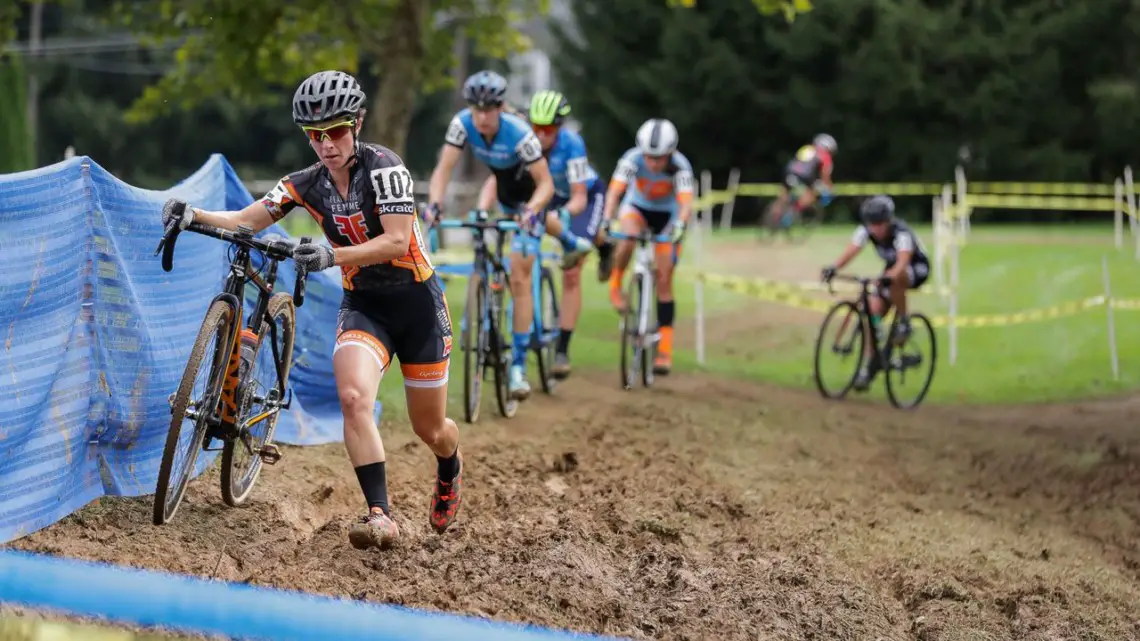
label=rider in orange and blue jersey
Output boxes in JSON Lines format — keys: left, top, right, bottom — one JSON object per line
{"left": 602, "top": 118, "right": 694, "bottom": 375}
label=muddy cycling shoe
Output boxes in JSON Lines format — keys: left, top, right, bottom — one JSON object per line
{"left": 509, "top": 365, "right": 531, "bottom": 400}
{"left": 560, "top": 237, "right": 593, "bottom": 270}
{"left": 852, "top": 359, "right": 882, "bottom": 392}
{"left": 552, "top": 353, "right": 572, "bottom": 380}
{"left": 596, "top": 240, "right": 615, "bottom": 283}
{"left": 348, "top": 509, "right": 399, "bottom": 550}
{"left": 653, "top": 352, "right": 673, "bottom": 375}
{"left": 430, "top": 456, "right": 463, "bottom": 534}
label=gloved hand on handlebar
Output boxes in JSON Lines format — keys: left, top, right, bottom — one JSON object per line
{"left": 522, "top": 207, "right": 543, "bottom": 237}
{"left": 420, "top": 202, "right": 442, "bottom": 227}
{"left": 293, "top": 240, "right": 335, "bottom": 272}
{"left": 666, "top": 219, "right": 686, "bottom": 244}
{"left": 820, "top": 265, "right": 837, "bottom": 283}
{"left": 162, "top": 198, "right": 194, "bottom": 230}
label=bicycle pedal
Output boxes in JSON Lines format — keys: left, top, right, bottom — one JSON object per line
{"left": 259, "top": 444, "right": 282, "bottom": 465}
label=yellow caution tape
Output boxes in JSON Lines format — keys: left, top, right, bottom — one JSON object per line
{"left": 696, "top": 272, "right": 1140, "bottom": 328}
{"left": 696, "top": 271, "right": 952, "bottom": 298}
{"left": 698, "top": 182, "right": 1124, "bottom": 207}
{"left": 963, "top": 194, "right": 1118, "bottom": 212}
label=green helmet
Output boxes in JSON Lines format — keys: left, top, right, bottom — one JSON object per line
{"left": 528, "top": 90, "right": 571, "bottom": 126}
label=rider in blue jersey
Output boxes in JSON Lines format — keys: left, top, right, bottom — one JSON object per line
{"left": 426, "top": 71, "right": 591, "bottom": 401}
{"left": 602, "top": 118, "right": 695, "bottom": 376}
{"left": 477, "top": 90, "right": 613, "bottom": 379}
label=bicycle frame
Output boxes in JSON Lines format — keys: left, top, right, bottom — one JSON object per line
{"left": 155, "top": 221, "right": 308, "bottom": 442}
{"left": 611, "top": 230, "right": 674, "bottom": 339}
{"left": 439, "top": 216, "right": 516, "bottom": 337}
{"left": 507, "top": 228, "right": 562, "bottom": 346}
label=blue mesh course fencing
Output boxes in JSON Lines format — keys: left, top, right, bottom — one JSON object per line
{"left": 0, "top": 154, "right": 374, "bottom": 544}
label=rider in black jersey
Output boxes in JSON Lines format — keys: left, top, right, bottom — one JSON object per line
{"left": 821, "top": 195, "right": 930, "bottom": 390}
{"left": 159, "top": 70, "right": 462, "bottom": 550}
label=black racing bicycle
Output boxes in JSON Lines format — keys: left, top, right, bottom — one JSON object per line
{"left": 438, "top": 213, "right": 519, "bottom": 423}
{"left": 151, "top": 218, "right": 309, "bottom": 525}
{"left": 812, "top": 273, "right": 937, "bottom": 409}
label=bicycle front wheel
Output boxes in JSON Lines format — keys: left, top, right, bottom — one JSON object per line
{"left": 462, "top": 272, "right": 485, "bottom": 424}
{"left": 885, "top": 312, "right": 937, "bottom": 410}
{"left": 620, "top": 272, "right": 648, "bottom": 390}
{"left": 221, "top": 293, "right": 294, "bottom": 507}
{"left": 489, "top": 270, "right": 517, "bottom": 419}
{"left": 154, "top": 298, "right": 234, "bottom": 525}
{"left": 812, "top": 300, "right": 866, "bottom": 399}
{"left": 535, "top": 266, "right": 560, "bottom": 395}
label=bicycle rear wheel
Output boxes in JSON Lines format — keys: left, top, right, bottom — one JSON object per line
{"left": 535, "top": 266, "right": 560, "bottom": 395}
{"left": 788, "top": 204, "right": 824, "bottom": 244}
{"left": 221, "top": 293, "right": 294, "bottom": 507}
{"left": 620, "top": 272, "right": 648, "bottom": 390}
{"left": 462, "top": 272, "right": 485, "bottom": 423}
{"left": 758, "top": 200, "right": 785, "bottom": 244}
{"left": 153, "top": 298, "right": 234, "bottom": 525}
{"left": 884, "top": 312, "right": 937, "bottom": 410}
{"left": 812, "top": 300, "right": 867, "bottom": 399}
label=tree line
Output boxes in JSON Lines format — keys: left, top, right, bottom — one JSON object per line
{"left": 6, "top": 0, "right": 1133, "bottom": 223}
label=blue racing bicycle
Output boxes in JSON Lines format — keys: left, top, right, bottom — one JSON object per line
{"left": 435, "top": 210, "right": 562, "bottom": 423}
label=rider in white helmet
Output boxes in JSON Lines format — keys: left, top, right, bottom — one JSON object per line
{"left": 769, "top": 133, "right": 837, "bottom": 225}
{"left": 601, "top": 117, "right": 694, "bottom": 375}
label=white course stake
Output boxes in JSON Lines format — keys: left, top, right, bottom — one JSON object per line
{"left": 1103, "top": 255, "right": 1120, "bottom": 381}
{"left": 1115, "top": 178, "right": 1124, "bottom": 249}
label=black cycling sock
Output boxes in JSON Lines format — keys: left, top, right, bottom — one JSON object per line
{"left": 436, "top": 446, "right": 460, "bottom": 481}
{"left": 557, "top": 329, "right": 573, "bottom": 354}
{"left": 657, "top": 300, "right": 675, "bottom": 328}
{"left": 354, "top": 462, "right": 389, "bottom": 515}
{"left": 597, "top": 238, "right": 614, "bottom": 257}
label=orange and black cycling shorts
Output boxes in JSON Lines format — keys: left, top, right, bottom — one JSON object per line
{"left": 333, "top": 274, "right": 452, "bottom": 388}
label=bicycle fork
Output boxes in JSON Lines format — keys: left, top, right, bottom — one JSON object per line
{"left": 632, "top": 247, "right": 659, "bottom": 349}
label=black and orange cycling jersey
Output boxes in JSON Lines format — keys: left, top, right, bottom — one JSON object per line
{"left": 260, "top": 143, "right": 433, "bottom": 291}
{"left": 259, "top": 143, "right": 451, "bottom": 387}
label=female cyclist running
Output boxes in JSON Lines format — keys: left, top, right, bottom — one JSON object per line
{"left": 160, "top": 70, "right": 462, "bottom": 550}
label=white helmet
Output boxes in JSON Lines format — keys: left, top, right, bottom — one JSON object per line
{"left": 813, "top": 133, "right": 837, "bottom": 153}
{"left": 635, "top": 118, "right": 679, "bottom": 156}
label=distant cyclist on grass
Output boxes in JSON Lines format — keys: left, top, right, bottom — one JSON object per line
{"left": 820, "top": 195, "right": 930, "bottom": 391}
{"left": 426, "top": 70, "right": 594, "bottom": 400}
{"left": 161, "top": 70, "right": 461, "bottom": 551}
{"left": 476, "top": 90, "right": 613, "bottom": 379}
{"left": 768, "top": 133, "right": 837, "bottom": 225}
{"left": 602, "top": 117, "right": 694, "bottom": 375}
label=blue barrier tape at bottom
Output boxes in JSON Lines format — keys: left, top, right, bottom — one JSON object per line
{"left": 0, "top": 550, "right": 622, "bottom": 641}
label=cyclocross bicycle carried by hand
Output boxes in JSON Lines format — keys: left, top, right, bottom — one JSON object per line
{"left": 811, "top": 273, "right": 937, "bottom": 409}
{"left": 151, "top": 210, "right": 309, "bottom": 525}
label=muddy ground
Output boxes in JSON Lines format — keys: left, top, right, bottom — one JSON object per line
{"left": 6, "top": 237, "right": 1140, "bottom": 640}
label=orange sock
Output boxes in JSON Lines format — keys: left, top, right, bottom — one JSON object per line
{"left": 659, "top": 326, "right": 674, "bottom": 355}
{"left": 609, "top": 267, "right": 624, "bottom": 290}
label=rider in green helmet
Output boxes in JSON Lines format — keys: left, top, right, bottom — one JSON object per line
{"left": 485, "top": 89, "right": 611, "bottom": 379}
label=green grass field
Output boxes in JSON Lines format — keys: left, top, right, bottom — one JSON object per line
{"left": 280, "top": 216, "right": 1140, "bottom": 408}
{"left": 686, "top": 223, "right": 1140, "bottom": 404}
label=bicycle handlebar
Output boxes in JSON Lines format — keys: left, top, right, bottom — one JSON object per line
{"left": 824, "top": 272, "right": 890, "bottom": 295}
{"left": 437, "top": 217, "right": 520, "bottom": 232}
{"left": 608, "top": 230, "right": 674, "bottom": 244}
{"left": 153, "top": 221, "right": 311, "bottom": 307}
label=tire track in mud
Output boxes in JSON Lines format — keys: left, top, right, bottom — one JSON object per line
{"left": 9, "top": 372, "right": 1140, "bottom": 640}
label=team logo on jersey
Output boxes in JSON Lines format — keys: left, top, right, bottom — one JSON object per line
{"left": 442, "top": 335, "right": 452, "bottom": 358}
{"left": 332, "top": 212, "right": 370, "bottom": 245}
